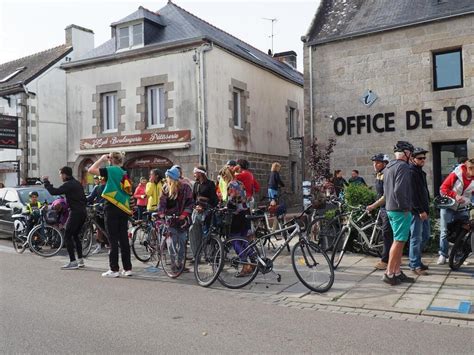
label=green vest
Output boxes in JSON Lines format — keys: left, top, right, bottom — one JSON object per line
{"left": 101, "top": 166, "right": 132, "bottom": 215}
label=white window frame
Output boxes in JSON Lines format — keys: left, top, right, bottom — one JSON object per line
{"left": 0, "top": 67, "right": 25, "bottom": 83}
{"left": 147, "top": 85, "right": 165, "bottom": 128}
{"left": 289, "top": 107, "right": 297, "bottom": 137}
{"left": 102, "top": 93, "right": 118, "bottom": 133}
{"left": 233, "top": 89, "right": 242, "bottom": 129}
{"left": 117, "top": 22, "right": 143, "bottom": 51}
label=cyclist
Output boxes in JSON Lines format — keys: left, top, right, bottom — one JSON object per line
{"left": 267, "top": 162, "right": 285, "bottom": 201}
{"left": 133, "top": 177, "right": 148, "bottom": 221}
{"left": 42, "top": 166, "right": 87, "bottom": 270}
{"left": 158, "top": 166, "right": 194, "bottom": 273}
{"left": 236, "top": 159, "right": 260, "bottom": 209}
{"left": 146, "top": 169, "right": 163, "bottom": 212}
{"left": 24, "top": 191, "right": 42, "bottom": 234}
{"left": 50, "top": 196, "right": 69, "bottom": 228}
{"left": 367, "top": 153, "right": 392, "bottom": 271}
{"left": 86, "top": 176, "right": 108, "bottom": 254}
{"left": 437, "top": 158, "right": 474, "bottom": 265}
{"left": 189, "top": 166, "right": 218, "bottom": 260}
{"left": 382, "top": 141, "right": 415, "bottom": 285}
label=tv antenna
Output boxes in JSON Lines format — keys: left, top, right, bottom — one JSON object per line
{"left": 262, "top": 17, "right": 277, "bottom": 54}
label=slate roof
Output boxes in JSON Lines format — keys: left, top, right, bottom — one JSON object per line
{"left": 307, "top": 0, "right": 474, "bottom": 45}
{"left": 66, "top": 2, "right": 303, "bottom": 86}
{"left": 0, "top": 44, "right": 72, "bottom": 94}
{"left": 111, "top": 6, "right": 165, "bottom": 27}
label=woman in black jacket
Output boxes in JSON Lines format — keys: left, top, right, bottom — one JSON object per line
{"left": 267, "top": 162, "right": 285, "bottom": 201}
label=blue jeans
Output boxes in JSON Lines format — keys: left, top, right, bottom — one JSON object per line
{"left": 409, "top": 215, "right": 431, "bottom": 269}
{"left": 268, "top": 188, "right": 278, "bottom": 200}
{"left": 168, "top": 227, "right": 187, "bottom": 264}
{"left": 439, "top": 208, "right": 469, "bottom": 257}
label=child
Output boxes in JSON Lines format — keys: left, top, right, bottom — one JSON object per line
{"left": 24, "top": 191, "right": 42, "bottom": 233}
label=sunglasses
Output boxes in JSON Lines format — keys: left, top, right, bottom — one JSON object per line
{"left": 415, "top": 157, "right": 426, "bottom": 160}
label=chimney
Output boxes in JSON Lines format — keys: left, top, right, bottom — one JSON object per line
{"left": 65, "top": 24, "right": 95, "bottom": 60}
{"left": 273, "top": 51, "right": 297, "bottom": 70}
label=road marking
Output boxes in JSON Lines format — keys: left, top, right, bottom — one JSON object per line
{"left": 428, "top": 301, "right": 472, "bottom": 314}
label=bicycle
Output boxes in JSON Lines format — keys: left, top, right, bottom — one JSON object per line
{"left": 156, "top": 215, "right": 188, "bottom": 278}
{"left": 79, "top": 204, "right": 110, "bottom": 258}
{"left": 218, "top": 209, "right": 334, "bottom": 293}
{"left": 131, "top": 211, "right": 160, "bottom": 266}
{"left": 330, "top": 205, "right": 383, "bottom": 269}
{"left": 193, "top": 207, "right": 227, "bottom": 287}
{"left": 12, "top": 205, "right": 64, "bottom": 257}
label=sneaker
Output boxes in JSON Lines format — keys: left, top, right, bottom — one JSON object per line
{"left": 420, "top": 263, "right": 429, "bottom": 270}
{"left": 412, "top": 268, "right": 428, "bottom": 276}
{"left": 121, "top": 270, "right": 133, "bottom": 277}
{"left": 61, "top": 261, "right": 79, "bottom": 270}
{"left": 91, "top": 245, "right": 102, "bottom": 255}
{"left": 396, "top": 271, "right": 415, "bottom": 283}
{"left": 102, "top": 270, "right": 120, "bottom": 278}
{"left": 374, "top": 261, "right": 387, "bottom": 270}
{"left": 437, "top": 255, "right": 446, "bottom": 265}
{"left": 382, "top": 274, "right": 401, "bottom": 286}
{"left": 463, "top": 260, "right": 472, "bottom": 266}
{"left": 77, "top": 258, "right": 85, "bottom": 268}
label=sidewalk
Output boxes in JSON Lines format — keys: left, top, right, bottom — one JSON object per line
{"left": 57, "top": 246, "right": 474, "bottom": 322}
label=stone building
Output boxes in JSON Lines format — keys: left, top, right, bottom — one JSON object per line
{"left": 0, "top": 25, "right": 94, "bottom": 186}
{"left": 302, "top": 0, "right": 474, "bottom": 194}
{"left": 63, "top": 2, "right": 304, "bottom": 198}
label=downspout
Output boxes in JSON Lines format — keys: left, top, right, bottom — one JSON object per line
{"left": 309, "top": 45, "right": 314, "bottom": 142}
{"left": 195, "top": 42, "right": 213, "bottom": 168}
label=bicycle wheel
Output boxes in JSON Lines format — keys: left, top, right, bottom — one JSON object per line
{"left": 12, "top": 230, "right": 27, "bottom": 254}
{"left": 28, "top": 225, "right": 64, "bottom": 257}
{"left": 81, "top": 224, "right": 94, "bottom": 258}
{"left": 218, "top": 237, "right": 259, "bottom": 289}
{"left": 449, "top": 231, "right": 471, "bottom": 271}
{"left": 194, "top": 234, "right": 224, "bottom": 287}
{"left": 308, "top": 218, "right": 338, "bottom": 252}
{"left": 131, "top": 225, "right": 158, "bottom": 263}
{"left": 160, "top": 230, "right": 187, "bottom": 278}
{"left": 292, "top": 240, "right": 334, "bottom": 293}
{"left": 330, "top": 226, "right": 351, "bottom": 269}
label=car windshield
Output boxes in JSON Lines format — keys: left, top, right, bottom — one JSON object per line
{"left": 18, "top": 189, "right": 58, "bottom": 205}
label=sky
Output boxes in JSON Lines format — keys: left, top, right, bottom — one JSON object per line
{"left": 0, "top": 0, "right": 320, "bottom": 70}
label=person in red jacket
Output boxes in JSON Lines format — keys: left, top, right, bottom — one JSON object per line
{"left": 133, "top": 177, "right": 148, "bottom": 220}
{"left": 437, "top": 158, "right": 474, "bottom": 264}
{"left": 236, "top": 159, "right": 260, "bottom": 209}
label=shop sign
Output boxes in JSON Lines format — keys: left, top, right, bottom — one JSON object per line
{"left": 125, "top": 155, "right": 173, "bottom": 168}
{"left": 80, "top": 130, "right": 191, "bottom": 150}
{"left": 333, "top": 104, "right": 473, "bottom": 136}
{"left": 359, "top": 90, "right": 378, "bottom": 107}
{"left": 0, "top": 115, "right": 19, "bottom": 149}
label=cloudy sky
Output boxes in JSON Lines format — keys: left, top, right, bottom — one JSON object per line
{"left": 0, "top": 0, "right": 320, "bottom": 70}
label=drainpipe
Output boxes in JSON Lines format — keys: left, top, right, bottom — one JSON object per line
{"left": 194, "top": 42, "right": 213, "bottom": 169}
{"left": 309, "top": 45, "right": 314, "bottom": 142}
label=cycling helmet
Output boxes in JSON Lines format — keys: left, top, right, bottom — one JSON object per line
{"left": 393, "top": 141, "right": 414, "bottom": 153}
{"left": 413, "top": 147, "right": 428, "bottom": 157}
{"left": 28, "top": 191, "right": 39, "bottom": 197}
{"left": 433, "top": 195, "right": 455, "bottom": 209}
{"left": 371, "top": 153, "right": 386, "bottom": 162}
{"left": 383, "top": 154, "right": 390, "bottom": 163}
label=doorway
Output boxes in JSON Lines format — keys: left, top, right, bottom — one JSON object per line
{"left": 432, "top": 140, "right": 468, "bottom": 196}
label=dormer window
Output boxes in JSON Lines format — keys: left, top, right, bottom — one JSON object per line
{"left": 117, "top": 22, "right": 143, "bottom": 50}
{"left": 0, "top": 67, "right": 25, "bottom": 83}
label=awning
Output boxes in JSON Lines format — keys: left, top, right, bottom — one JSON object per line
{"left": 75, "top": 142, "right": 191, "bottom": 155}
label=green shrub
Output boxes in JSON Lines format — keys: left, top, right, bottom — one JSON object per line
{"left": 324, "top": 208, "right": 337, "bottom": 219}
{"left": 344, "top": 184, "right": 377, "bottom": 207}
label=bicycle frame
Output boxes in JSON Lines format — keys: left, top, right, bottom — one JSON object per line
{"left": 343, "top": 209, "right": 381, "bottom": 248}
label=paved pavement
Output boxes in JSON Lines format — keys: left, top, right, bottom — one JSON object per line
{"left": 2, "top": 238, "right": 472, "bottom": 327}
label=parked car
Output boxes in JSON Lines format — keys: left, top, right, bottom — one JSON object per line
{"left": 0, "top": 187, "right": 58, "bottom": 238}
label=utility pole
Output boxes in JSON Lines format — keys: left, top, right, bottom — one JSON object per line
{"left": 262, "top": 18, "right": 277, "bottom": 54}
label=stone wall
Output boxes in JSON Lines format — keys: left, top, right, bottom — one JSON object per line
{"left": 304, "top": 15, "right": 474, "bottom": 192}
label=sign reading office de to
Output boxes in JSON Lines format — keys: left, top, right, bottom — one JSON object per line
{"left": 0, "top": 115, "right": 19, "bottom": 149}
{"left": 80, "top": 129, "right": 191, "bottom": 150}
{"left": 332, "top": 104, "right": 474, "bottom": 136}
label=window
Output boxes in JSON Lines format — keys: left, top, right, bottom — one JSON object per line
{"left": 433, "top": 49, "right": 463, "bottom": 91}
{"left": 233, "top": 89, "right": 242, "bottom": 129}
{"left": 4, "top": 190, "right": 18, "bottom": 203}
{"left": 290, "top": 162, "right": 297, "bottom": 193}
{"left": 0, "top": 67, "right": 25, "bottom": 83}
{"left": 147, "top": 85, "right": 165, "bottom": 128}
{"left": 117, "top": 23, "right": 143, "bottom": 50}
{"left": 102, "top": 93, "right": 117, "bottom": 133}
{"left": 118, "top": 27, "right": 129, "bottom": 50}
{"left": 289, "top": 107, "right": 297, "bottom": 137}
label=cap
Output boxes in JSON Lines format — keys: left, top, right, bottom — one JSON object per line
{"left": 165, "top": 167, "right": 180, "bottom": 181}
{"left": 226, "top": 160, "right": 237, "bottom": 167}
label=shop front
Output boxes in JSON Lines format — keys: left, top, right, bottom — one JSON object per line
{"left": 74, "top": 129, "right": 192, "bottom": 190}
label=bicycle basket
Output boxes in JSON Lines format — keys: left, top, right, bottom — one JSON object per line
{"left": 44, "top": 209, "right": 60, "bottom": 225}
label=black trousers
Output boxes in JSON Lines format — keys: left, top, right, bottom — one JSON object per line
{"left": 104, "top": 204, "right": 132, "bottom": 272}
{"left": 379, "top": 208, "right": 393, "bottom": 263}
{"left": 64, "top": 211, "right": 86, "bottom": 262}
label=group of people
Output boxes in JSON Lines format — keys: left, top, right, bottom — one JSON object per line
{"left": 38, "top": 154, "right": 287, "bottom": 278}
{"left": 323, "top": 169, "right": 367, "bottom": 197}
{"left": 365, "top": 141, "right": 474, "bottom": 285}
